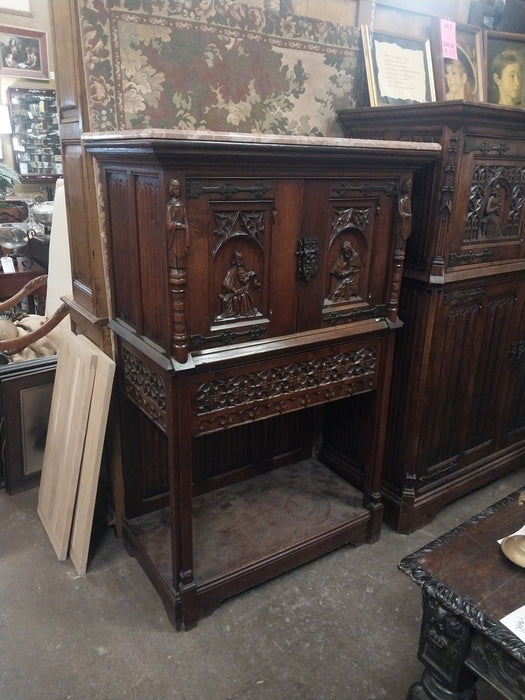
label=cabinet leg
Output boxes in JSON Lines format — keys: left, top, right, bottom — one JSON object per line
{"left": 178, "top": 568, "right": 198, "bottom": 630}
{"left": 407, "top": 670, "right": 477, "bottom": 700}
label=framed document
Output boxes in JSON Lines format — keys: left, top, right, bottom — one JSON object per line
{"left": 361, "top": 26, "right": 436, "bottom": 107}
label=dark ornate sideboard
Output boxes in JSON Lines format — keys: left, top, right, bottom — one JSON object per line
{"left": 84, "top": 130, "right": 439, "bottom": 628}
{"left": 338, "top": 102, "right": 525, "bottom": 533}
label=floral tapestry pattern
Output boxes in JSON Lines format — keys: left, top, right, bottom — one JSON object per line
{"left": 80, "top": 0, "right": 359, "bottom": 136}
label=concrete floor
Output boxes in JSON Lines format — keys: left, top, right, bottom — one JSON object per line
{"left": 2, "top": 469, "right": 525, "bottom": 700}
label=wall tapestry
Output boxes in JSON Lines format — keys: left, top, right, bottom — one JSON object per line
{"left": 79, "top": 0, "right": 359, "bottom": 136}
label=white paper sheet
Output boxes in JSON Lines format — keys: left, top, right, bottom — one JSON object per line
{"left": 500, "top": 605, "right": 525, "bottom": 643}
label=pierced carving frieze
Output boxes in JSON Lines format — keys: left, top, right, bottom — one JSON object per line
{"left": 195, "top": 375, "right": 376, "bottom": 435}
{"left": 465, "top": 165, "right": 525, "bottom": 242}
{"left": 296, "top": 237, "right": 319, "bottom": 282}
{"left": 191, "top": 324, "right": 267, "bottom": 348}
{"left": 212, "top": 209, "right": 265, "bottom": 255}
{"left": 122, "top": 347, "right": 167, "bottom": 432}
{"left": 214, "top": 250, "right": 262, "bottom": 321}
{"left": 187, "top": 179, "right": 271, "bottom": 200}
{"left": 196, "top": 347, "right": 377, "bottom": 416}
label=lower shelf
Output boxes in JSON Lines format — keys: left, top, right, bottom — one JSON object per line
{"left": 124, "top": 458, "right": 376, "bottom": 628}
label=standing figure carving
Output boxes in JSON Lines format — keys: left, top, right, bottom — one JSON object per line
{"left": 328, "top": 240, "right": 360, "bottom": 301}
{"left": 166, "top": 178, "right": 189, "bottom": 266}
{"left": 166, "top": 178, "right": 189, "bottom": 363}
{"left": 397, "top": 177, "right": 413, "bottom": 242}
{"left": 217, "top": 250, "right": 260, "bottom": 319}
{"left": 481, "top": 180, "right": 507, "bottom": 238}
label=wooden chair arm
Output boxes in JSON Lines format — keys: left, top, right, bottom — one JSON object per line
{"left": 0, "top": 302, "right": 70, "bottom": 355}
{"left": 0, "top": 274, "right": 48, "bottom": 312}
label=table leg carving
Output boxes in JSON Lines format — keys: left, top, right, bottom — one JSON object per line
{"left": 407, "top": 670, "right": 477, "bottom": 700}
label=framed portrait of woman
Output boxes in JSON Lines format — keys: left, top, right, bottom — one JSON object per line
{"left": 485, "top": 30, "right": 525, "bottom": 107}
{"left": 431, "top": 21, "right": 486, "bottom": 102}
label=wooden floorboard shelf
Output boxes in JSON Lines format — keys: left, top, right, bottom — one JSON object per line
{"left": 125, "top": 459, "right": 369, "bottom": 626}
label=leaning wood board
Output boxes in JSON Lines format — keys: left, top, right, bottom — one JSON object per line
{"left": 37, "top": 333, "right": 98, "bottom": 560}
{"left": 69, "top": 341, "right": 115, "bottom": 575}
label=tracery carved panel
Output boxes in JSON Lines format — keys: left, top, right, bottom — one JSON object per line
{"left": 212, "top": 209, "right": 265, "bottom": 255}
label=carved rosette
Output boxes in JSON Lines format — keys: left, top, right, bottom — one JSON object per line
{"left": 122, "top": 347, "right": 167, "bottom": 431}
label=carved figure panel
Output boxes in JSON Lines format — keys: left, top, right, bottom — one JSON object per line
{"left": 211, "top": 205, "right": 268, "bottom": 324}
{"left": 215, "top": 250, "right": 261, "bottom": 320}
{"left": 324, "top": 206, "right": 370, "bottom": 306}
{"left": 465, "top": 165, "right": 525, "bottom": 242}
{"left": 327, "top": 239, "right": 361, "bottom": 302}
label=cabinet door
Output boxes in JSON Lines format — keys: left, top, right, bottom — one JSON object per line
{"left": 447, "top": 139, "right": 525, "bottom": 271}
{"left": 297, "top": 179, "right": 396, "bottom": 332}
{"left": 185, "top": 177, "right": 301, "bottom": 350}
{"left": 420, "top": 276, "right": 525, "bottom": 478}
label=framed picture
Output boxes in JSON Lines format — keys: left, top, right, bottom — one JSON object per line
{"left": 0, "top": 356, "right": 57, "bottom": 494}
{"left": 0, "top": 1, "right": 31, "bottom": 16}
{"left": 361, "top": 26, "right": 436, "bottom": 107}
{"left": 485, "top": 30, "right": 525, "bottom": 106}
{"left": 431, "top": 21, "right": 486, "bottom": 102}
{"left": 0, "top": 24, "right": 48, "bottom": 80}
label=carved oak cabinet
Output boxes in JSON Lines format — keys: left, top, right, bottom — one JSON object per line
{"left": 84, "top": 130, "right": 438, "bottom": 628}
{"left": 338, "top": 103, "right": 525, "bottom": 533}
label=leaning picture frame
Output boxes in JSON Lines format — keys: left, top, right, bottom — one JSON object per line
{"left": 430, "top": 20, "right": 486, "bottom": 102}
{"left": 0, "top": 24, "right": 48, "bottom": 80}
{"left": 361, "top": 26, "right": 436, "bottom": 107}
{"left": 0, "top": 356, "right": 57, "bottom": 494}
{"left": 485, "top": 30, "right": 525, "bottom": 107}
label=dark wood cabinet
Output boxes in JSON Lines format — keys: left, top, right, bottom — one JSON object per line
{"left": 337, "top": 102, "right": 525, "bottom": 533}
{"left": 84, "top": 130, "right": 438, "bottom": 628}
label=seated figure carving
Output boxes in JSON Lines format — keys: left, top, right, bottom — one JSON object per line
{"left": 216, "top": 250, "right": 261, "bottom": 319}
{"left": 328, "top": 240, "right": 360, "bottom": 302}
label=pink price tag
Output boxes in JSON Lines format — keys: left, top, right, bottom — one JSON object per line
{"left": 440, "top": 18, "right": 457, "bottom": 60}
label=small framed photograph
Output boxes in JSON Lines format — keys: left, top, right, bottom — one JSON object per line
{"left": 486, "top": 30, "right": 525, "bottom": 106}
{"left": 431, "top": 21, "right": 486, "bottom": 102}
{"left": 0, "top": 24, "right": 48, "bottom": 80}
{"left": 0, "top": 356, "right": 57, "bottom": 494}
{"left": 361, "top": 26, "right": 436, "bottom": 107}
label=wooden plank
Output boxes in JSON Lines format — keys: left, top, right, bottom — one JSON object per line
{"left": 37, "top": 332, "right": 98, "bottom": 560}
{"left": 69, "top": 338, "right": 115, "bottom": 575}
